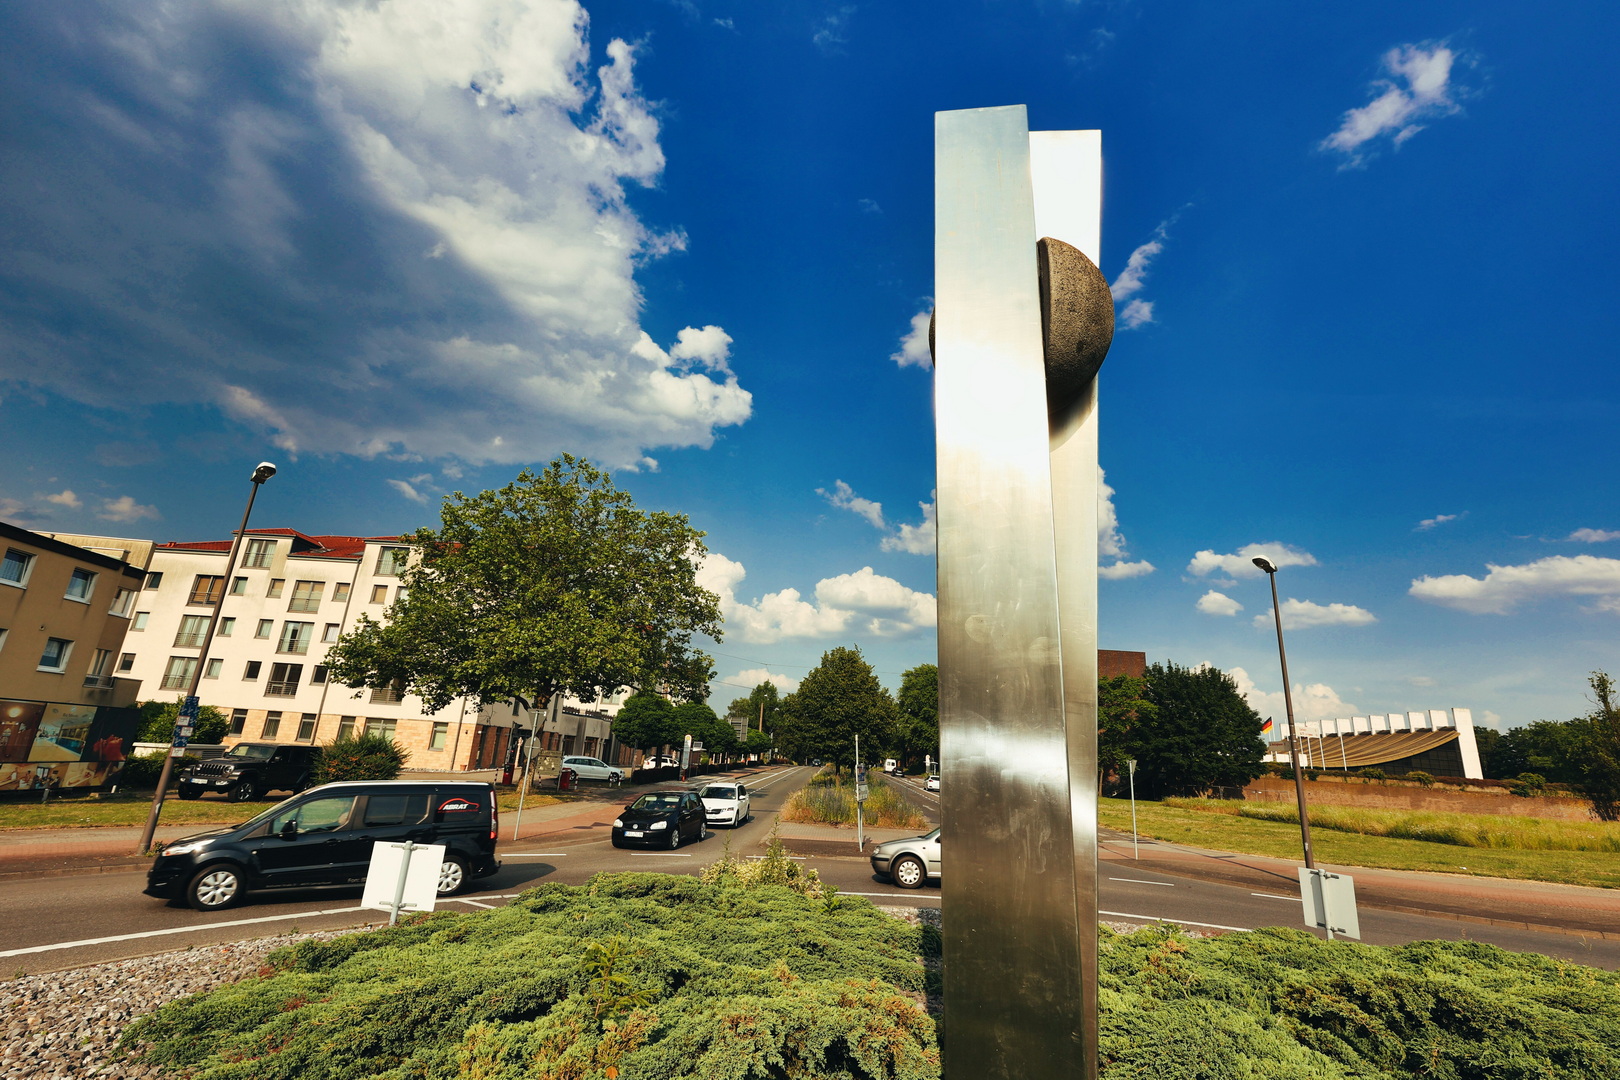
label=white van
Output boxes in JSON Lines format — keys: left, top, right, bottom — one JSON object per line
{"left": 883, "top": 758, "right": 898, "bottom": 774}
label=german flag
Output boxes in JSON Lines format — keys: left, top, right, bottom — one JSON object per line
{"left": 1260, "top": 717, "right": 1274, "bottom": 735}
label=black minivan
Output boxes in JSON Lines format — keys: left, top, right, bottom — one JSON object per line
{"left": 145, "top": 780, "right": 500, "bottom": 911}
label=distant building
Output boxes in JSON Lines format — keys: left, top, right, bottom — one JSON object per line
{"left": 0, "top": 520, "right": 146, "bottom": 790}
{"left": 1265, "top": 709, "right": 1484, "bottom": 779}
{"left": 1098, "top": 650, "right": 1146, "bottom": 679}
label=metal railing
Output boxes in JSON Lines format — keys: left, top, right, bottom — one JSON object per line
{"left": 287, "top": 597, "right": 321, "bottom": 612}
{"left": 83, "top": 675, "right": 114, "bottom": 689}
{"left": 173, "top": 632, "right": 206, "bottom": 647}
{"left": 370, "top": 687, "right": 405, "bottom": 703}
{"left": 265, "top": 680, "right": 300, "bottom": 696}
{"left": 160, "top": 674, "right": 190, "bottom": 690}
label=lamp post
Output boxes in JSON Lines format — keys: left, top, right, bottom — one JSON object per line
{"left": 1252, "top": 556, "right": 1315, "bottom": 870}
{"left": 138, "top": 462, "right": 277, "bottom": 853}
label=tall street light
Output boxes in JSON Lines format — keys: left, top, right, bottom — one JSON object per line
{"left": 138, "top": 462, "right": 277, "bottom": 853}
{"left": 1253, "top": 556, "right": 1315, "bottom": 870}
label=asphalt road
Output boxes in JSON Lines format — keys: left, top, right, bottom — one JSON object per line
{"left": 5, "top": 765, "right": 1619, "bottom": 975}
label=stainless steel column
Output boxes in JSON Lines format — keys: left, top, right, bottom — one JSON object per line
{"left": 935, "top": 105, "right": 1088, "bottom": 1077}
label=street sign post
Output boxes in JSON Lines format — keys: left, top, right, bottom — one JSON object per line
{"left": 1127, "top": 759, "right": 1138, "bottom": 860}
{"left": 1299, "top": 867, "right": 1360, "bottom": 940}
{"left": 362, "top": 841, "right": 445, "bottom": 925}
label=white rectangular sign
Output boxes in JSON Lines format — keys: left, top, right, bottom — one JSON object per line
{"left": 1299, "top": 867, "right": 1360, "bottom": 939}
{"left": 361, "top": 841, "right": 445, "bottom": 918}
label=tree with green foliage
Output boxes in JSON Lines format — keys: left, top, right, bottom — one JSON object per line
{"left": 1097, "top": 674, "right": 1158, "bottom": 783}
{"left": 1487, "top": 718, "right": 1592, "bottom": 784}
{"left": 777, "top": 646, "right": 899, "bottom": 767}
{"left": 611, "top": 692, "right": 679, "bottom": 755}
{"left": 313, "top": 733, "right": 408, "bottom": 783}
{"left": 137, "top": 698, "right": 229, "bottom": 744}
{"left": 671, "top": 701, "right": 735, "bottom": 758}
{"left": 894, "top": 663, "right": 938, "bottom": 770}
{"left": 324, "top": 455, "right": 722, "bottom": 715}
{"left": 1580, "top": 670, "right": 1620, "bottom": 821}
{"left": 1131, "top": 661, "right": 1266, "bottom": 798}
{"left": 744, "top": 728, "right": 774, "bottom": 758}
{"left": 727, "top": 681, "right": 783, "bottom": 736}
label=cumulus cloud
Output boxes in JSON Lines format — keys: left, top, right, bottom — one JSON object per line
{"left": 1188, "top": 541, "right": 1318, "bottom": 579}
{"left": 1098, "top": 467, "right": 1154, "bottom": 578}
{"left": 1410, "top": 555, "right": 1620, "bottom": 615}
{"left": 42, "top": 490, "right": 82, "bottom": 509}
{"left": 1099, "top": 560, "right": 1154, "bottom": 580}
{"left": 1416, "top": 512, "right": 1463, "bottom": 531}
{"left": 1226, "top": 666, "right": 1361, "bottom": 725}
{"left": 1119, "top": 299, "right": 1154, "bottom": 329}
{"left": 0, "top": 1, "right": 750, "bottom": 467}
{"left": 1569, "top": 528, "right": 1620, "bottom": 543}
{"left": 1196, "top": 590, "right": 1243, "bottom": 616}
{"left": 698, "top": 553, "right": 935, "bottom": 644}
{"left": 882, "top": 496, "right": 936, "bottom": 555}
{"left": 387, "top": 479, "right": 429, "bottom": 504}
{"left": 724, "top": 668, "right": 800, "bottom": 697}
{"left": 98, "top": 495, "right": 160, "bottom": 522}
{"left": 1320, "top": 41, "right": 1472, "bottom": 168}
{"left": 892, "top": 309, "right": 933, "bottom": 369}
{"left": 819, "top": 480, "right": 885, "bottom": 530}
{"left": 1254, "top": 598, "right": 1377, "bottom": 630}
{"left": 1109, "top": 214, "right": 1182, "bottom": 329}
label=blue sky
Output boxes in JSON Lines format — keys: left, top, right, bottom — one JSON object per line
{"left": 2, "top": 1, "right": 1616, "bottom": 731}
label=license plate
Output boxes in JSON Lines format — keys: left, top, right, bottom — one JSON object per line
{"left": 184, "top": 778, "right": 205, "bottom": 785}
{"left": 624, "top": 831, "right": 643, "bottom": 837}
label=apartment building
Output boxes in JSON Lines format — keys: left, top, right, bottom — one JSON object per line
{"left": 120, "top": 527, "right": 631, "bottom": 774}
{"left": 0, "top": 520, "right": 145, "bottom": 790}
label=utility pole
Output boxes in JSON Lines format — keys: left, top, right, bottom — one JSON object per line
{"left": 1254, "top": 556, "right": 1315, "bottom": 869}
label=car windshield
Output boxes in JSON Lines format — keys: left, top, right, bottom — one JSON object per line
{"left": 699, "top": 785, "right": 736, "bottom": 800}
{"left": 630, "top": 794, "right": 682, "bottom": 811}
{"left": 227, "top": 745, "right": 276, "bottom": 760}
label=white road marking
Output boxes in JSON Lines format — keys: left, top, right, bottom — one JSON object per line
{"left": 1100, "top": 909, "right": 1252, "bottom": 932}
{"left": 502, "top": 852, "right": 570, "bottom": 857}
{"left": 841, "top": 890, "right": 941, "bottom": 900}
{"left": 451, "top": 898, "right": 496, "bottom": 909}
{"left": 1250, "top": 892, "right": 1298, "bottom": 902}
{"left": 1109, "top": 877, "right": 1174, "bottom": 887}
{"left": 745, "top": 854, "right": 806, "bottom": 861}
{"left": 0, "top": 905, "right": 375, "bottom": 957}
{"left": 627, "top": 853, "right": 692, "bottom": 858}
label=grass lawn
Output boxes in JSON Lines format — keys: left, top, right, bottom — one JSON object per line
{"left": 0, "top": 790, "right": 574, "bottom": 831}
{"left": 1099, "top": 796, "right": 1620, "bottom": 890}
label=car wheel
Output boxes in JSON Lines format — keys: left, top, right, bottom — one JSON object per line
{"left": 892, "top": 855, "right": 926, "bottom": 890}
{"left": 436, "top": 856, "right": 469, "bottom": 897}
{"left": 186, "top": 864, "right": 245, "bottom": 911}
{"left": 292, "top": 774, "right": 311, "bottom": 794}
{"left": 229, "top": 779, "right": 258, "bottom": 802}
{"left": 698, "top": 821, "right": 708, "bottom": 841}
{"left": 176, "top": 786, "right": 202, "bottom": 801}
{"left": 667, "top": 825, "right": 681, "bottom": 849}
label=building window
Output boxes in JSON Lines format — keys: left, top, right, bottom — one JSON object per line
{"left": 205, "top": 658, "right": 224, "bottom": 679}
{"left": 1, "top": 549, "right": 35, "bottom": 587}
{"left": 262, "top": 711, "right": 282, "bottom": 739}
{"left": 370, "top": 584, "right": 388, "bottom": 604}
{"left": 38, "top": 637, "right": 72, "bottom": 672}
{"left": 132, "top": 611, "right": 149, "bottom": 631}
{"left": 244, "top": 660, "right": 262, "bottom": 680}
{"left": 108, "top": 588, "right": 135, "bottom": 617}
{"left": 117, "top": 652, "right": 135, "bottom": 672}
{"left": 375, "top": 547, "right": 408, "bottom": 576}
{"left": 255, "top": 619, "right": 273, "bottom": 638}
{"left": 0, "top": 628, "right": 8, "bottom": 653}
{"left": 160, "top": 655, "right": 196, "bottom": 690}
{"left": 218, "top": 617, "right": 235, "bottom": 637}
{"left": 187, "top": 575, "right": 224, "bottom": 606}
{"left": 266, "top": 662, "right": 303, "bottom": 696}
{"left": 297, "top": 713, "right": 317, "bottom": 741}
{"left": 395, "top": 587, "right": 410, "bottom": 604}
{"left": 363, "top": 717, "right": 397, "bottom": 739}
{"left": 228, "top": 708, "right": 248, "bottom": 735}
{"left": 311, "top": 665, "right": 328, "bottom": 684}
{"left": 370, "top": 680, "right": 406, "bottom": 704}
{"left": 65, "top": 568, "right": 97, "bottom": 603}
{"left": 288, "top": 580, "right": 324, "bottom": 612}
{"left": 430, "top": 722, "right": 448, "bottom": 751}
{"left": 333, "top": 582, "right": 351, "bottom": 602}
{"left": 174, "top": 614, "right": 209, "bottom": 648}
{"left": 230, "top": 576, "right": 248, "bottom": 595}
{"left": 144, "top": 570, "right": 163, "bottom": 590}
{"left": 84, "top": 649, "right": 115, "bottom": 689}
{"left": 322, "top": 623, "right": 340, "bottom": 643}
{"left": 267, "top": 578, "right": 285, "bottom": 599}
{"left": 337, "top": 716, "right": 356, "bottom": 741}
{"left": 243, "top": 538, "right": 275, "bottom": 569}
{"left": 278, "top": 621, "right": 314, "bottom": 654}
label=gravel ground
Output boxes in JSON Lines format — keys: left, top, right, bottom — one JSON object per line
{"left": 0, "top": 927, "right": 367, "bottom": 1080}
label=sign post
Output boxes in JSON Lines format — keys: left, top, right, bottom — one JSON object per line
{"left": 1127, "top": 759, "right": 1138, "bottom": 860}
{"left": 854, "top": 734, "right": 868, "bottom": 850}
{"left": 362, "top": 841, "right": 445, "bottom": 925}
{"left": 1299, "top": 867, "right": 1360, "bottom": 941}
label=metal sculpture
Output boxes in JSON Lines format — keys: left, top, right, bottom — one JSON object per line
{"left": 933, "top": 105, "right": 1112, "bottom": 1078}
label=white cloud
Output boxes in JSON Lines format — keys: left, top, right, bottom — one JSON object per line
{"left": 882, "top": 496, "right": 936, "bottom": 555}
{"left": 819, "top": 479, "right": 885, "bottom": 529}
{"left": 1227, "top": 665, "right": 1361, "bottom": 725}
{"left": 1097, "top": 467, "right": 1154, "bottom": 578}
{"left": 97, "top": 495, "right": 159, "bottom": 522}
{"left": 812, "top": 6, "right": 855, "bottom": 51}
{"left": 1109, "top": 215, "right": 1181, "bottom": 329}
{"left": 1099, "top": 560, "right": 1154, "bottom": 580}
{"left": 1119, "top": 299, "right": 1154, "bottom": 329}
{"left": 891, "top": 309, "right": 933, "bottom": 369}
{"left": 1410, "top": 555, "right": 1620, "bottom": 615}
{"left": 42, "top": 490, "right": 82, "bottom": 509}
{"left": 1254, "top": 597, "right": 1376, "bottom": 630}
{"left": 387, "top": 478, "right": 429, "bottom": 504}
{"left": 1416, "top": 512, "right": 1462, "bottom": 531}
{"left": 0, "top": 1, "right": 751, "bottom": 467}
{"left": 725, "top": 668, "right": 800, "bottom": 697}
{"left": 1188, "top": 541, "right": 1318, "bottom": 579}
{"left": 858, "top": 198, "right": 882, "bottom": 215}
{"left": 1196, "top": 590, "right": 1243, "bottom": 616}
{"left": 698, "top": 553, "right": 934, "bottom": 644}
{"left": 1569, "top": 528, "right": 1620, "bottom": 543}
{"left": 1320, "top": 42, "right": 1471, "bottom": 168}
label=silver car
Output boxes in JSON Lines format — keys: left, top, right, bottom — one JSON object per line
{"left": 869, "top": 827, "right": 941, "bottom": 889}
{"left": 561, "top": 756, "right": 623, "bottom": 783}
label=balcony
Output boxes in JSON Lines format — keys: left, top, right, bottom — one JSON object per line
{"left": 173, "top": 632, "right": 206, "bottom": 648}
{"left": 160, "top": 675, "right": 190, "bottom": 690}
{"left": 370, "top": 687, "right": 405, "bottom": 704}
{"left": 265, "top": 681, "right": 300, "bottom": 697}
{"left": 277, "top": 641, "right": 311, "bottom": 655}
{"left": 83, "top": 675, "right": 114, "bottom": 690}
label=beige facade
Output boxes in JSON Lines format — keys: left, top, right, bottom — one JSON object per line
{"left": 0, "top": 521, "right": 144, "bottom": 710}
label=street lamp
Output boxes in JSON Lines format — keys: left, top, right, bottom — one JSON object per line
{"left": 1252, "top": 556, "right": 1316, "bottom": 869}
{"left": 138, "top": 462, "right": 277, "bottom": 853}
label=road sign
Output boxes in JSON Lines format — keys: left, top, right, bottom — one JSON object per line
{"left": 178, "top": 696, "right": 200, "bottom": 720}
{"left": 362, "top": 841, "right": 445, "bottom": 925}
{"left": 1299, "top": 867, "right": 1360, "bottom": 940}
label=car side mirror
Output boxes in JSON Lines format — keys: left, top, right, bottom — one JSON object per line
{"left": 279, "top": 820, "right": 298, "bottom": 840}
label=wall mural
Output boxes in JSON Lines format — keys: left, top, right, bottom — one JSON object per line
{"left": 0, "top": 699, "right": 134, "bottom": 790}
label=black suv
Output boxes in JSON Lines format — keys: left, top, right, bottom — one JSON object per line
{"left": 177, "top": 743, "right": 318, "bottom": 801}
{"left": 146, "top": 780, "right": 501, "bottom": 910}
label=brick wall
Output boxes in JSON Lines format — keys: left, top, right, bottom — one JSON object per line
{"left": 1242, "top": 775, "right": 1595, "bottom": 821}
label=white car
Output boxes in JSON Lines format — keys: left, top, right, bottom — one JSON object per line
{"left": 697, "top": 782, "right": 750, "bottom": 826}
{"left": 924, "top": 774, "right": 940, "bottom": 792}
{"left": 561, "top": 756, "right": 623, "bottom": 783}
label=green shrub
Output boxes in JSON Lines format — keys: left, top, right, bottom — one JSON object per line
{"left": 1509, "top": 772, "right": 1548, "bottom": 798}
{"left": 1361, "top": 766, "right": 1387, "bottom": 783}
{"left": 701, "top": 826, "right": 826, "bottom": 898}
{"left": 117, "top": 750, "right": 200, "bottom": 790}
{"left": 1404, "top": 770, "right": 1436, "bottom": 787}
{"left": 312, "top": 733, "right": 408, "bottom": 783}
